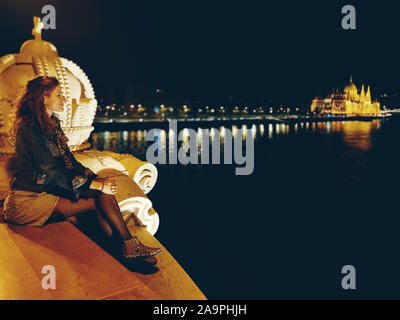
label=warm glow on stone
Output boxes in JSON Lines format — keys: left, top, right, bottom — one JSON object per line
{"left": 0, "top": 17, "right": 160, "bottom": 235}
{"left": 0, "top": 17, "right": 97, "bottom": 154}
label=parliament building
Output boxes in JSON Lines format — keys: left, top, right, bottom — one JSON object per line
{"left": 311, "top": 77, "right": 381, "bottom": 116}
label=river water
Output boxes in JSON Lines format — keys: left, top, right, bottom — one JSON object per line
{"left": 90, "top": 117, "right": 400, "bottom": 298}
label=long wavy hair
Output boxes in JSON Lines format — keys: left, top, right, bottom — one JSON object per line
{"left": 13, "top": 75, "right": 60, "bottom": 137}
{"left": 6, "top": 76, "right": 60, "bottom": 181}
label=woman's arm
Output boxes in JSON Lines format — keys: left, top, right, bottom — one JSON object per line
{"left": 67, "top": 149, "right": 97, "bottom": 178}
{"left": 17, "top": 122, "right": 100, "bottom": 199}
{"left": 67, "top": 151, "right": 110, "bottom": 192}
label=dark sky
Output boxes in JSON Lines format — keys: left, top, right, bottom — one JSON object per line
{"left": 0, "top": 0, "right": 399, "bottom": 107}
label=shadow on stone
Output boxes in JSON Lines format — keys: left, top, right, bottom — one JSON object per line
{"left": 121, "top": 259, "right": 160, "bottom": 275}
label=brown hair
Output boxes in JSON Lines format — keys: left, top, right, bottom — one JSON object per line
{"left": 6, "top": 76, "right": 60, "bottom": 181}
{"left": 14, "top": 75, "right": 60, "bottom": 136}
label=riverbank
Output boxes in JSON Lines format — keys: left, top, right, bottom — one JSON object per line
{"left": 93, "top": 114, "right": 391, "bottom": 131}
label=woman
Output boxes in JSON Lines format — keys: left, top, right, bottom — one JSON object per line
{"left": 3, "top": 76, "right": 162, "bottom": 266}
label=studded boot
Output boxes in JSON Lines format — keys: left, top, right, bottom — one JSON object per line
{"left": 122, "top": 236, "right": 162, "bottom": 259}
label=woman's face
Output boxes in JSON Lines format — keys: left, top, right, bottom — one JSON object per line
{"left": 44, "top": 85, "right": 65, "bottom": 116}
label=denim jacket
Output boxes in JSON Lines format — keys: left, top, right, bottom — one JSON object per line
{"left": 9, "top": 117, "right": 97, "bottom": 202}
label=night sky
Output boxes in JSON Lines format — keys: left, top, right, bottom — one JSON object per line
{"left": 0, "top": 0, "right": 399, "bottom": 107}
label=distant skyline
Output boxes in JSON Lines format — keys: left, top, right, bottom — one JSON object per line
{"left": 1, "top": 0, "right": 399, "bottom": 107}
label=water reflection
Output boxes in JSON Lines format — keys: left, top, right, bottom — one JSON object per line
{"left": 268, "top": 124, "right": 273, "bottom": 138}
{"left": 259, "top": 124, "right": 265, "bottom": 137}
{"left": 91, "top": 120, "right": 382, "bottom": 158}
{"left": 338, "top": 120, "right": 380, "bottom": 151}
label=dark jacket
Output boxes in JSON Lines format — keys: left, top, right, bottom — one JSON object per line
{"left": 9, "top": 116, "right": 97, "bottom": 202}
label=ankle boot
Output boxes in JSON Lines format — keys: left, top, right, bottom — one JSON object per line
{"left": 122, "top": 236, "right": 162, "bottom": 259}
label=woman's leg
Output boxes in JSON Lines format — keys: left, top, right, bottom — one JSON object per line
{"left": 46, "top": 189, "right": 162, "bottom": 259}
{"left": 46, "top": 192, "right": 113, "bottom": 238}
{"left": 47, "top": 190, "right": 132, "bottom": 241}
{"left": 94, "top": 192, "right": 133, "bottom": 241}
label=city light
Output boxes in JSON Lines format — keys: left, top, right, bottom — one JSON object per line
{"left": 94, "top": 78, "right": 388, "bottom": 122}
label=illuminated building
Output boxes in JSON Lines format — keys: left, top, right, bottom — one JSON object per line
{"left": 311, "top": 76, "right": 381, "bottom": 116}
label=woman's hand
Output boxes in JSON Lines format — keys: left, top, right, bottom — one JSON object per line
{"left": 100, "top": 179, "right": 118, "bottom": 195}
{"left": 90, "top": 176, "right": 118, "bottom": 194}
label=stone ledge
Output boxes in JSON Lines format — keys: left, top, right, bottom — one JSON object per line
{"left": 0, "top": 209, "right": 206, "bottom": 300}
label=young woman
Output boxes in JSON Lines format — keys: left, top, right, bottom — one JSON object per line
{"left": 3, "top": 76, "right": 162, "bottom": 265}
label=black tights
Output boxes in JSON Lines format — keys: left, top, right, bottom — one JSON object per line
{"left": 46, "top": 189, "right": 132, "bottom": 242}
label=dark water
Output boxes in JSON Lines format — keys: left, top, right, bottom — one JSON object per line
{"left": 90, "top": 118, "right": 400, "bottom": 299}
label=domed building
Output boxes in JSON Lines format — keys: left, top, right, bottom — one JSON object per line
{"left": 311, "top": 76, "right": 381, "bottom": 116}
